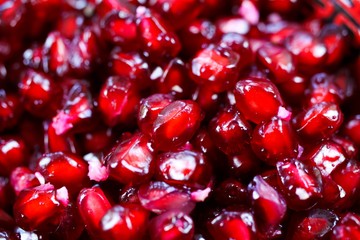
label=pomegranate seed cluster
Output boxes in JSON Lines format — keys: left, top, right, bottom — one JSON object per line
{"left": 1, "top": 0, "right": 360, "bottom": 239}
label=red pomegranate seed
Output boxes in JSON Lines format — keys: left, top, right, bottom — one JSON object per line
{"left": 136, "top": 6, "right": 181, "bottom": 61}
{"left": 104, "top": 132, "right": 155, "bottom": 185}
{"left": 10, "top": 167, "right": 40, "bottom": 196}
{"left": 293, "top": 102, "right": 343, "bottom": 141}
{"left": 189, "top": 44, "right": 242, "bottom": 93}
{"left": 98, "top": 76, "right": 141, "bottom": 127}
{"left": 151, "top": 100, "right": 203, "bottom": 151}
{"left": 287, "top": 209, "right": 338, "bottom": 240}
{"left": 153, "top": 58, "right": 194, "bottom": 99}
{"left": 137, "top": 181, "right": 195, "bottom": 214}
{"left": 52, "top": 80, "right": 95, "bottom": 135}
{"left": 332, "top": 135, "right": 358, "bottom": 159}
{"left": 138, "top": 93, "right": 174, "bottom": 135}
{"left": 331, "top": 213, "right": 360, "bottom": 240}
{"left": 18, "top": 69, "right": 63, "bottom": 118}
{"left": 278, "top": 74, "right": 308, "bottom": 107}
{"left": 207, "top": 210, "right": 256, "bottom": 240}
{"left": 99, "top": 204, "right": 149, "bottom": 240}
{"left": 80, "top": 127, "right": 114, "bottom": 154}
{"left": 227, "top": 148, "right": 264, "bottom": 180}
{"left": 276, "top": 159, "right": 322, "bottom": 210}
{"left": 77, "top": 186, "right": 112, "bottom": 239}
{"left": 285, "top": 30, "right": 327, "bottom": 72}
{"left": 45, "top": 121, "right": 78, "bottom": 154}
{"left": 251, "top": 117, "right": 298, "bottom": 165}
{"left": 213, "top": 179, "right": 248, "bottom": 207}
{"left": 95, "top": 0, "right": 133, "bottom": 19}
{"left": 36, "top": 152, "right": 90, "bottom": 195}
{"left": 344, "top": 115, "right": 360, "bottom": 146}
{"left": 219, "top": 33, "right": 253, "bottom": 66}
{"left": 55, "top": 12, "right": 85, "bottom": 39}
{"left": 22, "top": 45, "right": 44, "bottom": 70}
{"left": 155, "top": 149, "right": 212, "bottom": 189}
{"left": 42, "top": 31, "right": 70, "bottom": 76}
{"left": 13, "top": 183, "right": 68, "bottom": 231}
{"left": 248, "top": 175, "right": 287, "bottom": 237}
{"left": 209, "top": 106, "right": 252, "bottom": 155}
{"left": 100, "top": 10, "right": 138, "bottom": 49}
{"left": 0, "top": 91, "right": 22, "bottom": 132}
{"left": 110, "top": 50, "right": 150, "bottom": 89}
{"left": 148, "top": 210, "right": 194, "bottom": 240}
{"left": 234, "top": 77, "right": 284, "bottom": 124}
{"left": 179, "top": 19, "right": 220, "bottom": 57}
{"left": 257, "top": 43, "right": 295, "bottom": 84}
{"left": 0, "top": 136, "right": 28, "bottom": 177}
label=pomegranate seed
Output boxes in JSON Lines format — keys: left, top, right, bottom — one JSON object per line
{"left": 55, "top": 12, "right": 85, "bottom": 39}
{"left": 251, "top": 117, "right": 298, "bottom": 165}
{"left": 209, "top": 106, "right": 252, "bottom": 155}
{"left": 100, "top": 10, "right": 138, "bottom": 49}
{"left": 227, "top": 148, "right": 264, "bottom": 180}
{"left": 276, "top": 159, "right": 322, "bottom": 210}
{"left": 0, "top": 91, "right": 22, "bottom": 132}
{"left": 331, "top": 213, "right": 360, "bottom": 240}
{"left": 293, "top": 102, "right": 343, "bottom": 141}
{"left": 332, "top": 135, "right": 358, "bottom": 159}
{"left": 137, "top": 181, "right": 195, "bottom": 214}
{"left": 100, "top": 204, "right": 149, "bottom": 240}
{"left": 213, "top": 179, "right": 248, "bottom": 207}
{"left": 136, "top": 6, "right": 181, "bottom": 61}
{"left": 344, "top": 115, "right": 360, "bottom": 146}
{"left": 216, "top": 17, "right": 251, "bottom": 36}
{"left": 77, "top": 186, "right": 112, "bottom": 239}
{"left": 105, "top": 132, "right": 154, "bottom": 185}
{"left": 80, "top": 127, "right": 114, "bottom": 153}
{"left": 189, "top": 44, "right": 242, "bottom": 93}
{"left": 45, "top": 121, "right": 78, "bottom": 154}
{"left": 155, "top": 149, "right": 212, "bottom": 189}
{"left": 10, "top": 167, "right": 40, "bottom": 196}
{"left": 257, "top": 43, "right": 295, "bottom": 83}
{"left": 248, "top": 175, "right": 287, "bottom": 237}
{"left": 36, "top": 152, "right": 90, "bottom": 195}
{"left": 151, "top": 100, "right": 203, "bottom": 151}
{"left": 287, "top": 209, "right": 338, "bottom": 239}
{"left": 13, "top": 183, "right": 68, "bottom": 231}
{"left": 148, "top": 210, "right": 194, "bottom": 240}
{"left": 138, "top": 93, "right": 174, "bottom": 135}
{"left": 98, "top": 76, "right": 141, "bottom": 127}
{"left": 234, "top": 77, "right": 284, "bottom": 124}
{"left": 52, "top": 80, "right": 95, "bottom": 135}
{"left": 207, "top": 210, "right": 256, "bottom": 240}
{"left": 0, "top": 136, "right": 28, "bottom": 177}
{"left": 19, "top": 69, "right": 63, "bottom": 118}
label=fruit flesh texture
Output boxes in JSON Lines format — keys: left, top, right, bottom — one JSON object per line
{"left": 1, "top": 0, "right": 360, "bottom": 239}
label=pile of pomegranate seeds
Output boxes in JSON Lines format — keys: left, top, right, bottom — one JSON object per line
{"left": 2, "top": 0, "right": 360, "bottom": 239}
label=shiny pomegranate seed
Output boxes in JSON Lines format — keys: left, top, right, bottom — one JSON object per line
{"left": 10, "top": 167, "right": 40, "bottom": 196}
{"left": 52, "top": 80, "right": 95, "bottom": 135}
{"left": 110, "top": 50, "right": 150, "bottom": 89}
{"left": 138, "top": 93, "right": 174, "bottom": 135}
{"left": 227, "top": 148, "right": 264, "bottom": 180}
{"left": 18, "top": 69, "right": 63, "bottom": 118}
{"left": 13, "top": 183, "right": 68, "bottom": 231}
{"left": 0, "top": 91, "right": 22, "bottom": 132}
{"left": 207, "top": 210, "right": 256, "bottom": 240}
{"left": 55, "top": 12, "right": 85, "bottom": 39}
{"left": 137, "top": 181, "right": 195, "bottom": 214}
{"left": 100, "top": 204, "right": 149, "bottom": 240}
{"left": 79, "top": 127, "right": 114, "bottom": 153}
{"left": 0, "top": 136, "right": 28, "bottom": 177}
{"left": 208, "top": 106, "right": 252, "bottom": 155}
{"left": 248, "top": 175, "right": 287, "bottom": 237}
{"left": 136, "top": 6, "right": 181, "bottom": 61}
{"left": 22, "top": 45, "right": 44, "bottom": 70}
{"left": 276, "top": 159, "right": 322, "bottom": 210}
{"left": 331, "top": 213, "right": 360, "bottom": 240}
{"left": 99, "top": 76, "right": 141, "bottom": 127}
{"left": 287, "top": 209, "right": 338, "bottom": 240}
{"left": 45, "top": 121, "right": 78, "bottom": 154}
{"left": 251, "top": 117, "right": 298, "bottom": 165}
{"left": 155, "top": 149, "right": 212, "bottom": 189}
{"left": 234, "top": 77, "right": 284, "bottom": 124}
{"left": 213, "top": 179, "right": 248, "bottom": 207}
{"left": 100, "top": 10, "right": 138, "bottom": 49}
{"left": 216, "top": 17, "right": 251, "bottom": 36}
{"left": 149, "top": 210, "right": 194, "bottom": 240}
{"left": 189, "top": 44, "right": 242, "bottom": 93}
{"left": 257, "top": 43, "right": 295, "bottom": 83}
{"left": 278, "top": 74, "right": 308, "bottom": 107}
{"left": 293, "top": 102, "right": 343, "bottom": 141}
{"left": 331, "top": 135, "right": 358, "bottom": 159}
{"left": 36, "top": 152, "right": 90, "bottom": 195}
{"left": 77, "top": 186, "right": 112, "bottom": 239}
{"left": 105, "top": 132, "right": 154, "bottom": 185}
{"left": 151, "top": 100, "right": 203, "bottom": 151}
{"left": 179, "top": 19, "right": 220, "bottom": 57}
{"left": 344, "top": 115, "right": 360, "bottom": 146}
